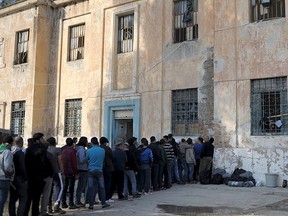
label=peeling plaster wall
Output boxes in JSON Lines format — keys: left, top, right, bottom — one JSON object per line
{"left": 214, "top": 0, "right": 288, "bottom": 185}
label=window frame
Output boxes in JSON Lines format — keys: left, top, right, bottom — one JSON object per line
{"left": 172, "top": 88, "right": 199, "bottom": 136}
{"left": 10, "top": 100, "right": 25, "bottom": 136}
{"left": 14, "top": 29, "right": 29, "bottom": 65}
{"left": 117, "top": 13, "right": 134, "bottom": 54}
{"left": 173, "top": 0, "right": 198, "bottom": 43}
{"left": 64, "top": 98, "right": 82, "bottom": 137}
{"left": 250, "top": 0, "right": 285, "bottom": 22}
{"left": 251, "top": 77, "right": 288, "bottom": 136}
{"left": 68, "top": 24, "right": 85, "bottom": 61}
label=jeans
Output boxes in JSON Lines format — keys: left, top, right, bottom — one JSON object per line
{"left": 62, "top": 176, "right": 76, "bottom": 206}
{"left": 87, "top": 170, "right": 106, "bottom": 206}
{"left": 41, "top": 177, "right": 53, "bottom": 214}
{"left": 49, "top": 173, "right": 64, "bottom": 206}
{"left": 9, "top": 179, "right": 28, "bottom": 216}
{"left": 172, "top": 158, "right": 180, "bottom": 182}
{"left": 187, "top": 163, "right": 195, "bottom": 182}
{"left": 194, "top": 159, "right": 200, "bottom": 181}
{"left": 76, "top": 171, "right": 88, "bottom": 204}
{"left": 123, "top": 170, "right": 137, "bottom": 196}
{"left": 179, "top": 158, "right": 188, "bottom": 182}
{"left": 158, "top": 163, "right": 164, "bottom": 189}
{"left": 0, "top": 180, "right": 10, "bottom": 216}
{"left": 139, "top": 165, "right": 151, "bottom": 193}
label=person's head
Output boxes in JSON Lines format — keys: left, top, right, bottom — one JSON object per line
{"left": 142, "top": 138, "right": 149, "bottom": 147}
{"left": 27, "top": 138, "right": 34, "bottom": 148}
{"left": 14, "top": 136, "right": 24, "bottom": 148}
{"left": 123, "top": 143, "right": 129, "bottom": 151}
{"left": 181, "top": 138, "right": 186, "bottom": 143}
{"left": 168, "top": 134, "right": 173, "bottom": 139}
{"left": 187, "top": 138, "right": 193, "bottom": 145}
{"left": 91, "top": 137, "right": 99, "bottom": 146}
{"left": 100, "top": 137, "right": 109, "bottom": 145}
{"left": 127, "top": 137, "right": 135, "bottom": 146}
{"left": 66, "top": 138, "right": 73, "bottom": 147}
{"left": 159, "top": 139, "right": 165, "bottom": 146}
{"left": 209, "top": 137, "right": 214, "bottom": 144}
{"left": 47, "top": 137, "right": 57, "bottom": 146}
{"left": 78, "top": 136, "right": 88, "bottom": 147}
{"left": 150, "top": 136, "right": 156, "bottom": 143}
{"left": 73, "top": 137, "right": 78, "bottom": 144}
{"left": 203, "top": 135, "right": 209, "bottom": 143}
{"left": 198, "top": 137, "right": 203, "bottom": 144}
{"left": 33, "top": 133, "right": 46, "bottom": 145}
{"left": 163, "top": 135, "right": 168, "bottom": 141}
{"left": 3, "top": 135, "right": 14, "bottom": 145}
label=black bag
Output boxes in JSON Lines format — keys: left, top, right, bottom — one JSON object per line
{"left": 211, "top": 173, "right": 223, "bottom": 184}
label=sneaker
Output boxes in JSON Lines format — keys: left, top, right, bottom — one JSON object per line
{"left": 75, "top": 202, "right": 85, "bottom": 208}
{"left": 88, "top": 206, "right": 93, "bottom": 210}
{"left": 132, "top": 194, "right": 141, "bottom": 198}
{"left": 102, "top": 203, "right": 110, "bottom": 209}
{"left": 68, "top": 205, "right": 79, "bottom": 209}
{"left": 106, "top": 199, "right": 115, "bottom": 203}
{"left": 54, "top": 207, "right": 66, "bottom": 214}
{"left": 61, "top": 203, "right": 68, "bottom": 209}
{"left": 48, "top": 205, "right": 53, "bottom": 214}
{"left": 144, "top": 192, "right": 149, "bottom": 195}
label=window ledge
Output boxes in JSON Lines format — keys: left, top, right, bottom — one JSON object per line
{"left": 251, "top": 16, "right": 285, "bottom": 23}
{"left": 67, "top": 59, "right": 84, "bottom": 63}
{"left": 13, "top": 63, "right": 28, "bottom": 68}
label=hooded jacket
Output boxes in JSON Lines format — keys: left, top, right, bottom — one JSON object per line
{"left": 0, "top": 144, "right": 15, "bottom": 181}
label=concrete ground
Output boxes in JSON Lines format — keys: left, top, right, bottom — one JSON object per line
{"left": 4, "top": 183, "right": 288, "bottom": 216}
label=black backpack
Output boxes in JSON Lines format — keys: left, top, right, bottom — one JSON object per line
{"left": 211, "top": 173, "right": 223, "bottom": 184}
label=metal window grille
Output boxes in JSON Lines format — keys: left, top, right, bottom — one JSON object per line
{"left": 15, "top": 30, "right": 29, "bottom": 65}
{"left": 251, "top": 0, "right": 285, "bottom": 22}
{"left": 11, "top": 101, "right": 25, "bottom": 135}
{"left": 69, "top": 24, "right": 85, "bottom": 61}
{"left": 251, "top": 77, "right": 288, "bottom": 135}
{"left": 174, "top": 0, "right": 198, "bottom": 43}
{"left": 64, "top": 99, "right": 82, "bottom": 137}
{"left": 118, "top": 14, "right": 134, "bottom": 53}
{"left": 172, "top": 88, "right": 198, "bottom": 136}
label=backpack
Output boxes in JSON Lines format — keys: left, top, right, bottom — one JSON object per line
{"left": 211, "top": 173, "right": 223, "bottom": 184}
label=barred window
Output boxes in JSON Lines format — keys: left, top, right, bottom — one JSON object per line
{"left": 69, "top": 24, "right": 85, "bottom": 61}
{"left": 15, "top": 30, "right": 29, "bottom": 65}
{"left": 118, "top": 14, "right": 134, "bottom": 53}
{"left": 11, "top": 101, "right": 25, "bottom": 135}
{"left": 251, "top": 77, "right": 288, "bottom": 135}
{"left": 174, "top": 0, "right": 198, "bottom": 43}
{"left": 251, "top": 0, "right": 285, "bottom": 22}
{"left": 172, "top": 89, "right": 198, "bottom": 136}
{"left": 64, "top": 99, "right": 82, "bottom": 137}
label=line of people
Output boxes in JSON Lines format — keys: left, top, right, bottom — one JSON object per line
{"left": 0, "top": 133, "right": 214, "bottom": 216}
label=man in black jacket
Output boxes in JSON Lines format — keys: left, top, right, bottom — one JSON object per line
{"left": 148, "top": 136, "right": 161, "bottom": 191}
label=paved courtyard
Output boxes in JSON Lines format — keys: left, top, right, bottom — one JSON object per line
{"left": 52, "top": 184, "right": 288, "bottom": 216}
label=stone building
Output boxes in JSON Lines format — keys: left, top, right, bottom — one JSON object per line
{"left": 0, "top": 0, "right": 287, "bottom": 184}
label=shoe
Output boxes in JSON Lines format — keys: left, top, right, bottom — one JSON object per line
{"left": 177, "top": 181, "right": 185, "bottom": 185}
{"left": 48, "top": 205, "right": 53, "bottom": 214}
{"left": 75, "top": 202, "right": 85, "bottom": 208}
{"left": 102, "top": 203, "right": 110, "bottom": 208}
{"left": 68, "top": 205, "right": 79, "bottom": 209}
{"left": 88, "top": 206, "right": 93, "bottom": 210}
{"left": 144, "top": 192, "right": 149, "bottom": 195}
{"left": 118, "top": 197, "right": 126, "bottom": 200}
{"left": 61, "top": 203, "right": 68, "bottom": 209}
{"left": 132, "top": 194, "right": 141, "bottom": 198}
{"left": 106, "top": 199, "right": 115, "bottom": 203}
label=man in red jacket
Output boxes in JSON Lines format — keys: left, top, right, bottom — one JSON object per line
{"left": 61, "top": 138, "right": 78, "bottom": 209}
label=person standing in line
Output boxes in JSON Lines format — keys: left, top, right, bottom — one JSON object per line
{"left": 75, "top": 137, "right": 88, "bottom": 207}
{"left": 138, "top": 138, "right": 153, "bottom": 195}
{"left": 178, "top": 138, "right": 192, "bottom": 184}
{"left": 86, "top": 137, "right": 110, "bottom": 210}
{"left": 123, "top": 144, "right": 141, "bottom": 199}
{"left": 185, "top": 138, "right": 196, "bottom": 183}
{"left": 163, "top": 136, "right": 175, "bottom": 189}
{"left": 9, "top": 136, "right": 27, "bottom": 216}
{"left": 0, "top": 135, "right": 15, "bottom": 216}
{"left": 193, "top": 137, "right": 203, "bottom": 182}
{"left": 157, "top": 139, "right": 166, "bottom": 190}
{"left": 148, "top": 136, "right": 161, "bottom": 191}
{"left": 199, "top": 135, "right": 214, "bottom": 179}
{"left": 46, "top": 137, "right": 66, "bottom": 214}
{"left": 25, "top": 133, "right": 53, "bottom": 216}
{"left": 99, "top": 137, "right": 114, "bottom": 203}
{"left": 111, "top": 141, "right": 127, "bottom": 200}
{"left": 61, "top": 138, "right": 78, "bottom": 209}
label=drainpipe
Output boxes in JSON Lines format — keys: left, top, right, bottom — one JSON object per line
{"left": 56, "top": 8, "right": 64, "bottom": 143}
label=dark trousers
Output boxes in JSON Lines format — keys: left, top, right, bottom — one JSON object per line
{"left": 193, "top": 159, "right": 201, "bottom": 181}
{"left": 110, "top": 171, "right": 124, "bottom": 199}
{"left": 9, "top": 179, "right": 28, "bottom": 216}
{"left": 158, "top": 163, "right": 164, "bottom": 189}
{"left": 151, "top": 164, "right": 159, "bottom": 190}
{"left": 62, "top": 176, "right": 75, "bottom": 206}
{"left": 24, "top": 177, "right": 45, "bottom": 216}
{"left": 139, "top": 166, "right": 151, "bottom": 193}
{"left": 103, "top": 171, "right": 112, "bottom": 200}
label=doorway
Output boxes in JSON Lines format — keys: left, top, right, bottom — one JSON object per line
{"left": 114, "top": 119, "right": 133, "bottom": 147}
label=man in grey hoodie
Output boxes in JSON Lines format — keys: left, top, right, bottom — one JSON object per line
{"left": 0, "top": 135, "right": 15, "bottom": 216}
